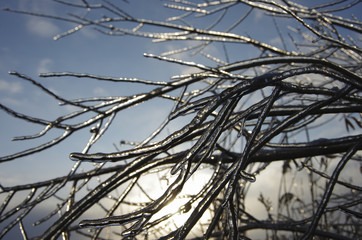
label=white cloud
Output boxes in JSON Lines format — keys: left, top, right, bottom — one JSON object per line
{"left": 17, "top": 0, "right": 64, "bottom": 38}
{"left": 270, "top": 36, "right": 282, "bottom": 45}
{"left": 0, "top": 97, "right": 22, "bottom": 106}
{"left": 81, "top": 27, "right": 98, "bottom": 39}
{"left": 37, "top": 58, "right": 53, "bottom": 74}
{"left": 64, "top": 104, "right": 79, "bottom": 113}
{"left": 0, "top": 79, "right": 23, "bottom": 94}
{"left": 181, "top": 67, "right": 199, "bottom": 76}
{"left": 18, "top": 1, "right": 97, "bottom": 40}
{"left": 253, "top": 9, "right": 264, "bottom": 23}
{"left": 93, "top": 87, "right": 107, "bottom": 95}
{"left": 18, "top": 0, "right": 52, "bottom": 12}
{"left": 27, "top": 18, "right": 60, "bottom": 38}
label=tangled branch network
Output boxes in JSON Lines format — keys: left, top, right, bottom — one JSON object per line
{"left": 1, "top": 0, "right": 361, "bottom": 239}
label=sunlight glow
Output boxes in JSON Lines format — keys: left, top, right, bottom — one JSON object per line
{"left": 146, "top": 166, "right": 214, "bottom": 234}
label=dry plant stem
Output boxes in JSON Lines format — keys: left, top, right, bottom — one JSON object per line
{"left": 301, "top": 141, "right": 362, "bottom": 239}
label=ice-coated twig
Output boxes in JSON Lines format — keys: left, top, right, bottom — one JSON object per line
{"left": 39, "top": 72, "right": 168, "bottom": 86}
{"left": 301, "top": 141, "right": 362, "bottom": 239}
{"left": 1, "top": 1, "right": 361, "bottom": 239}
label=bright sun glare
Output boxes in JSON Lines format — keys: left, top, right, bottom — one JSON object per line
{"left": 143, "top": 166, "right": 214, "bottom": 234}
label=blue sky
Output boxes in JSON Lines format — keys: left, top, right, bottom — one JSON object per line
{"left": 0, "top": 0, "right": 183, "bottom": 184}
{"left": 0, "top": 0, "right": 279, "bottom": 185}
{"left": 1, "top": 0, "right": 361, "bottom": 198}
{"left": 0, "top": 0, "right": 361, "bottom": 210}
{"left": 0, "top": 1, "right": 361, "bottom": 239}
{"left": 0, "top": 2, "right": 192, "bottom": 238}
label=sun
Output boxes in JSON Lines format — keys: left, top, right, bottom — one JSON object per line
{"left": 155, "top": 197, "right": 193, "bottom": 227}
{"left": 148, "top": 166, "right": 214, "bottom": 233}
